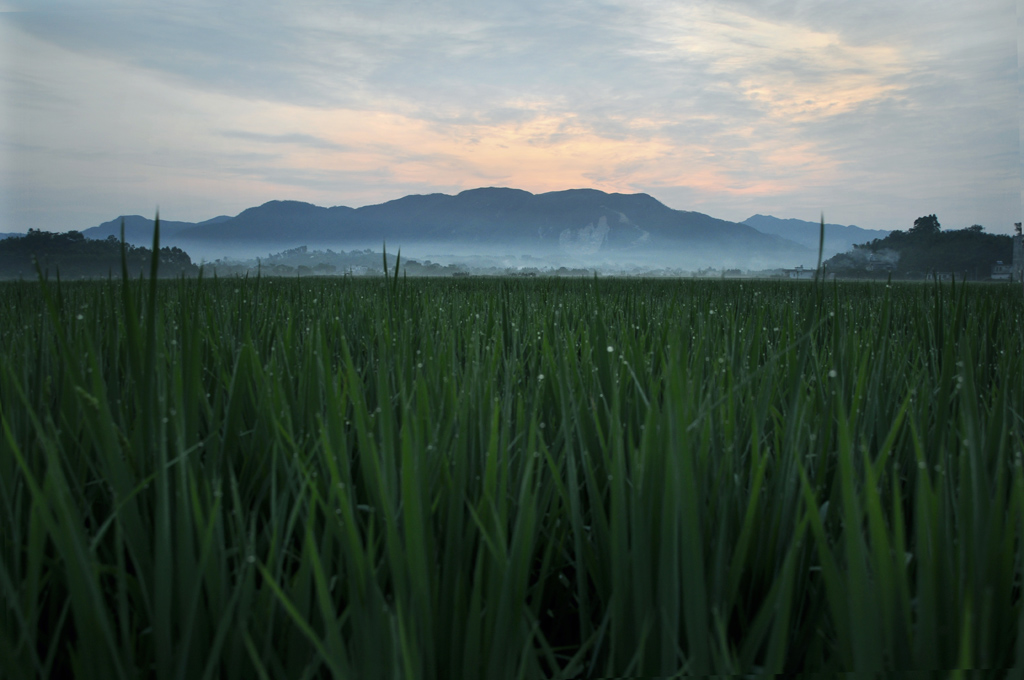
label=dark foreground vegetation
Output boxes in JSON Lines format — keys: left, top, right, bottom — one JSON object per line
{"left": 2, "top": 267, "right": 1023, "bottom": 677}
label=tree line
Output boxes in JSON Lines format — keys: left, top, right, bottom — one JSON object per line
{"left": 0, "top": 230, "right": 198, "bottom": 279}
{"left": 824, "top": 215, "right": 1013, "bottom": 279}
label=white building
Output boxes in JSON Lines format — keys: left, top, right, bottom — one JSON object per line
{"left": 992, "top": 261, "right": 1012, "bottom": 280}
{"left": 782, "top": 265, "right": 816, "bottom": 280}
{"left": 1014, "top": 223, "right": 1023, "bottom": 282}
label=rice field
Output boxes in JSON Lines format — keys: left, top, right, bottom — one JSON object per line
{"left": 2, "top": 263, "right": 1024, "bottom": 677}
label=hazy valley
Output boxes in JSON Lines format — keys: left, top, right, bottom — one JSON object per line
{"left": 73, "top": 187, "right": 889, "bottom": 274}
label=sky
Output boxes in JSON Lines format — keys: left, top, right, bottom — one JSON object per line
{"left": 1, "top": 0, "right": 1021, "bottom": 234}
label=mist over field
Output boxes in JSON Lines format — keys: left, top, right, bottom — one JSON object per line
{"left": 178, "top": 239, "right": 815, "bottom": 276}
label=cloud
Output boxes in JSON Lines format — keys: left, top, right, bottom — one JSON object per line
{"left": 1, "top": 0, "right": 1019, "bottom": 233}
{"left": 218, "top": 130, "right": 352, "bottom": 152}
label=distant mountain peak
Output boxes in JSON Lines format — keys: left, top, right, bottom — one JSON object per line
{"left": 457, "top": 186, "right": 534, "bottom": 197}
{"left": 742, "top": 214, "right": 892, "bottom": 257}
{"left": 258, "top": 199, "right": 320, "bottom": 208}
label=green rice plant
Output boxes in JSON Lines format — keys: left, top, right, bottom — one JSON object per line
{"left": 1, "top": 238, "right": 1023, "bottom": 677}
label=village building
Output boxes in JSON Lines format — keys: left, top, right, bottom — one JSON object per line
{"left": 1014, "top": 223, "right": 1023, "bottom": 282}
{"left": 782, "top": 265, "right": 816, "bottom": 280}
{"left": 991, "top": 261, "right": 1012, "bottom": 280}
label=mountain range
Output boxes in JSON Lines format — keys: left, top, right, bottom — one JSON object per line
{"left": 740, "top": 215, "right": 891, "bottom": 256}
{"left": 71, "top": 188, "right": 887, "bottom": 269}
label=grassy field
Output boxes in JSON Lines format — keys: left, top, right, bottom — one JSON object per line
{"left": 2, "top": 264, "right": 1023, "bottom": 677}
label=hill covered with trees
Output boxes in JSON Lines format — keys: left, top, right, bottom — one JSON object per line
{"left": 0, "top": 229, "right": 198, "bottom": 279}
{"left": 824, "top": 215, "right": 1013, "bottom": 279}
